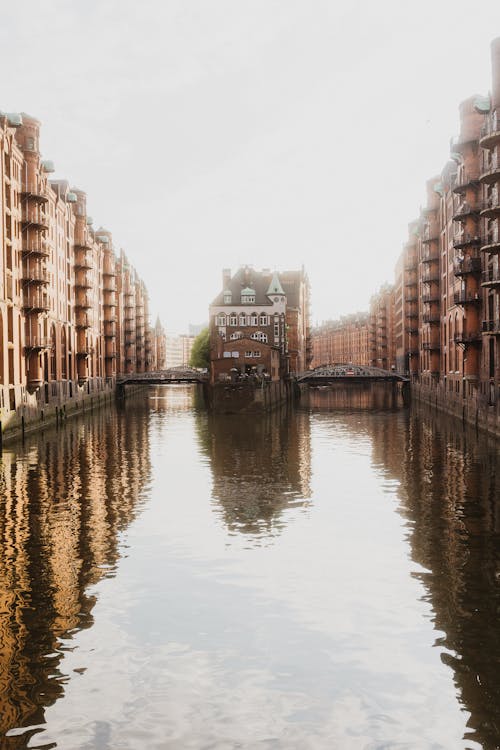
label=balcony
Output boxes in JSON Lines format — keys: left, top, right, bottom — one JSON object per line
{"left": 24, "top": 335, "right": 51, "bottom": 350}
{"left": 22, "top": 209, "right": 49, "bottom": 230}
{"left": 75, "top": 270, "right": 92, "bottom": 289}
{"left": 103, "top": 264, "right": 117, "bottom": 277}
{"left": 452, "top": 171, "right": 480, "bottom": 194}
{"left": 404, "top": 277, "right": 417, "bottom": 287}
{"left": 76, "top": 312, "right": 93, "bottom": 328}
{"left": 104, "top": 322, "right": 117, "bottom": 337}
{"left": 405, "top": 326, "right": 418, "bottom": 335}
{"left": 23, "top": 290, "right": 50, "bottom": 312}
{"left": 422, "top": 313, "right": 440, "bottom": 324}
{"left": 482, "top": 319, "right": 500, "bottom": 334}
{"left": 454, "top": 331, "right": 482, "bottom": 345}
{"left": 453, "top": 232, "right": 482, "bottom": 250}
{"left": 406, "top": 295, "right": 418, "bottom": 303}
{"left": 480, "top": 116, "right": 500, "bottom": 149}
{"left": 21, "top": 183, "right": 48, "bottom": 204}
{"left": 22, "top": 241, "right": 50, "bottom": 258}
{"left": 103, "top": 279, "right": 116, "bottom": 292}
{"left": 480, "top": 193, "right": 500, "bottom": 219}
{"left": 103, "top": 291, "right": 116, "bottom": 307}
{"left": 423, "top": 341, "right": 440, "bottom": 351}
{"left": 453, "top": 200, "right": 479, "bottom": 221}
{"left": 75, "top": 293, "right": 92, "bottom": 309}
{"left": 422, "top": 293, "right": 439, "bottom": 303}
{"left": 422, "top": 231, "right": 439, "bottom": 244}
{"left": 453, "top": 256, "right": 481, "bottom": 276}
{"left": 74, "top": 241, "right": 93, "bottom": 252}
{"left": 405, "top": 310, "right": 418, "bottom": 319}
{"left": 22, "top": 263, "right": 49, "bottom": 285}
{"left": 454, "top": 291, "right": 481, "bottom": 306}
{"left": 480, "top": 157, "right": 500, "bottom": 184}
{"left": 74, "top": 248, "right": 93, "bottom": 269}
{"left": 422, "top": 251, "right": 439, "bottom": 264}
{"left": 423, "top": 272, "right": 440, "bottom": 283}
{"left": 481, "top": 232, "right": 500, "bottom": 254}
{"left": 481, "top": 269, "right": 500, "bottom": 287}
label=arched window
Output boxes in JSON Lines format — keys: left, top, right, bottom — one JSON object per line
{"left": 259, "top": 314, "right": 269, "bottom": 326}
{"left": 230, "top": 331, "right": 243, "bottom": 340}
{"left": 239, "top": 314, "right": 247, "bottom": 326}
{"left": 229, "top": 314, "right": 237, "bottom": 326}
{"left": 216, "top": 313, "right": 226, "bottom": 326}
{"left": 250, "top": 313, "right": 258, "bottom": 326}
{"left": 251, "top": 331, "right": 268, "bottom": 343}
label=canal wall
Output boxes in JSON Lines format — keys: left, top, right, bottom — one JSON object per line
{"left": 412, "top": 380, "right": 500, "bottom": 438}
{"left": 206, "top": 379, "right": 295, "bottom": 414}
{"left": 0, "top": 377, "right": 117, "bottom": 446}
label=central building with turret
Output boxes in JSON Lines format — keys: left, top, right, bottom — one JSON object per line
{"left": 209, "top": 265, "right": 311, "bottom": 383}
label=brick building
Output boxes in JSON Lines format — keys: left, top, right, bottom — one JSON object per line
{"left": 0, "top": 110, "right": 166, "bottom": 434}
{"left": 312, "top": 313, "right": 370, "bottom": 368}
{"left": 209, "top": 266, "right": 311, "bottom": 382}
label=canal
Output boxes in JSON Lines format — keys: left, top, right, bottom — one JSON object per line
{"left": 0, "top": 385, "right": 499, "bottom": 749}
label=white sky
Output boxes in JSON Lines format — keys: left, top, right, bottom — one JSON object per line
{"left": 2, "top": 0, "right": 500, "bottom": 332}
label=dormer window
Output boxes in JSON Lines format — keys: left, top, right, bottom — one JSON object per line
{"left": 223, "top": 290, "right": 232, "bottom": 304}
{"left": 241, "top": 286, "right": 256, "bottom": 304}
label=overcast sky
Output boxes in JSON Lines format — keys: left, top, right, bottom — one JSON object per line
{"left": 2, "top": 1, "right": 500, "bottom": 332}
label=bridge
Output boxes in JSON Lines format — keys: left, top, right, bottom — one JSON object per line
{"left": 117, "top": 368, "right": 208, "bottom": 387}
{"left": 296, "top": 364, "right": 409, "bottom": 384}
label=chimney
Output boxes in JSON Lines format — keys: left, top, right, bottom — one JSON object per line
{"left": 492, "top": 37, "right": 500, "bottom": 113}
{"left": 222, "top": 268, "right": 231, "bottom": 289}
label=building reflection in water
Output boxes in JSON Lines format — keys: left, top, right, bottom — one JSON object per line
{"left": 301, "top": 381, "right": 404, "bottom": 411}
{"left": 196, "top": 406, "right": 311, "bottom": 541}
{"left": 366, "top": 404, "right": 500, "bottom": 750}
{"left": 0, "top": 397, "right": 152, "bottom": 746}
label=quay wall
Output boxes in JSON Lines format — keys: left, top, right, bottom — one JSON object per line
{"left": 412, "top": 381, "right": 500, "bottom": 439}
{"left": 0, "top": 377, "right": 117, "bottom": 446}
{"left": 206, "top": 379, "right": 294, "bottom": 414}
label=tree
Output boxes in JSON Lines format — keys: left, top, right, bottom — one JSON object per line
{"left": 189, "top": 327, "right": 210, "bottom": 369}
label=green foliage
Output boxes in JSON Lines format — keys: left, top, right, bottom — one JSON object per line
{"left": 189, "top": 327, "right": 210, "bottom": 369}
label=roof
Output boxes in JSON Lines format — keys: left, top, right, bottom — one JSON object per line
{"left": 211, "top": 265, "right": 306, "bottom": 307}
{"left": 266, "top": 271, "right": 285, "bottom": 295}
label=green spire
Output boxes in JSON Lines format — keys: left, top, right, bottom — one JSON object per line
{"left": 266, "top": 271, "right": 285, "bottom": 296}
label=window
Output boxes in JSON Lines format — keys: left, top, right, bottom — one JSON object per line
{"left": 216, "top": 314, "right": 226, "bottom": 325}
{"left": 253, "top": 350, "right": 261, "bottom": 357}
{"left": 239, "top": 314, "right": 247, "bottom": 326}
{"left": 230, "top": 331, "right": 243, "bottom": 340}
{"left": 250, "top": 313, "right": 258, "bottom": 325}
{"left": 245, "top": 351, "right": 253, "bottom": 358}
{"left": 251, "top": 331, "right": 268, "bottom": 343}
{"left": 223, "top": 292, "right": 232, "bottom": 304}
{"left": 259, "top": 314, "right": 269, "bottom": 326}
{"left": 229, "top": 314, "right": 237, "bottom": 326}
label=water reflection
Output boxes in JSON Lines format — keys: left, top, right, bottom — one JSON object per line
{"left": 0, "top": 384, "right": 500, "bottom": 748}
{"left": 301, "top": 381, "right": 403, "bottom": 410}
{"left": 0, "top": 398, "right": 151, "bottom": 746}
{"left": 196, "top": 407, "right": 311, "bottom": 540}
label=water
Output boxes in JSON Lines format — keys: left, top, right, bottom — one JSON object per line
{"left": 0, "top": 384, "right": 499, "bottom": 749}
